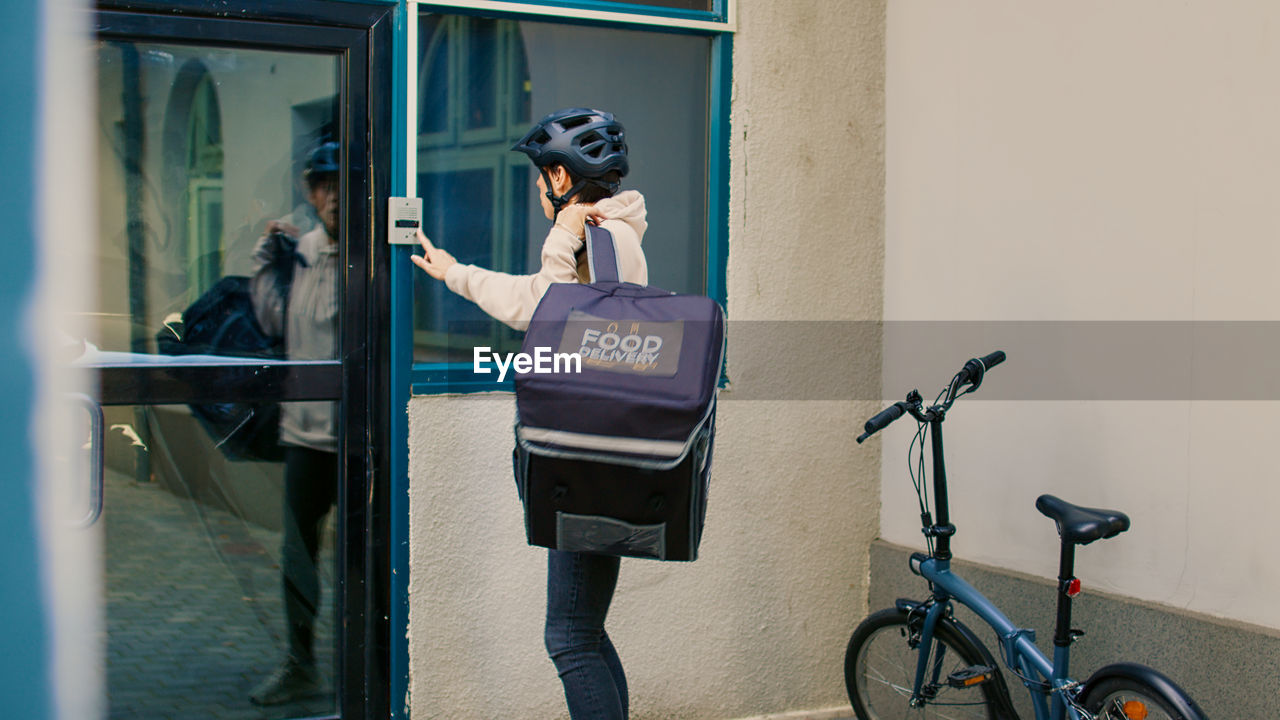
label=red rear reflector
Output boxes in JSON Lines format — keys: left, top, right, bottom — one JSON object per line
{"left": 1066, "top": 578, "right": 1082, "bottom": 597}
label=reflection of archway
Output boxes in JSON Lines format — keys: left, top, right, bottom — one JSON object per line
{"left": 415, "top": 15, "right": 532, "bottom": 359}
{"left": 162, "top": 59, "right": 223, "bottom": 300}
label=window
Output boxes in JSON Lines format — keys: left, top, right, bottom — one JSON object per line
{"left": 522, "top": 0, "right": 714, "bottom": 12}
{"left": 182, "top": 68, "right": 224, "bottom": 294}
{"left": 415, "top": 0, "right": 734, "bottom": 27}
{"left": 413, "top": 15, "right": 534, "bottom": 362}
{"left": 408, "top": 1, "right": 731, "bottom": 391}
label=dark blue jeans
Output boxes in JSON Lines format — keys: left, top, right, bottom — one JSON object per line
{"left": 282, "top": 446, "right": 338, "bottom": 664}
{"left": 545, "top": 550, "right": 628, "bottom": 720}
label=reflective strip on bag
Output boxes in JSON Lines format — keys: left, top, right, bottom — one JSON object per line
{"left": 517, "top": 426, "right": 688, "bottom": 459}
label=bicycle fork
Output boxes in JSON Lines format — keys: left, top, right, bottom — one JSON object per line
{"left": 908, "top": 601, "right": 950, "bottom": 706}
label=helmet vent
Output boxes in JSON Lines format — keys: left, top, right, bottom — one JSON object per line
{"left": 558, "top": 115, "right": 592, "bottom": 131}
{"left": 579, "top": 132, "right": 606, "bottom": 158}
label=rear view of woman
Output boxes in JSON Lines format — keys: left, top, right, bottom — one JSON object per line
{"left": 411, "top": 107, "right": 646, "bottom": 719}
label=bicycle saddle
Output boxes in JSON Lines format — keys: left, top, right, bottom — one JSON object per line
{"left": 1035, "top": 494, "right": 1130, "bottom": 545}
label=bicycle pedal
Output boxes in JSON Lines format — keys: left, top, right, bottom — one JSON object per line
{"left": 946, "top": 665, "right": 995, "bottom": 688}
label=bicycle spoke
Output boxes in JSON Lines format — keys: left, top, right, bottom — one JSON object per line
{"left": 861, "top": 669, "right": 913, "bottom": 699}
{"left": 849, "top": 617, "right": 997, "bottom": 720}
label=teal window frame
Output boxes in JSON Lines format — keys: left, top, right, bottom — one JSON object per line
{"left": 400, "top": 0, "right": 732, "bottom": 396}
{"left": 417, "top": 0, "right": 735, "bottom": 27}
{"left": 389, "top": 4, "right": 731, "bottom": 718}
{"left": 2, "top": 2, "right": 52, "bottom": 717}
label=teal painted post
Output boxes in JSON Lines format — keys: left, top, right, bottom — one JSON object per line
{"left": 389, "top": 1, "right": 413, "bottom": 717}
{"left": 707, "top": 31, "right": 731, "bottom": 311}
{"left": 0, "top": 1, "right": 53, "bottom": 719}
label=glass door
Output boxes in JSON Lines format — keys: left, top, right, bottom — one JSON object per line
{"left": 83, "top": 4, "right": 392, "bottom": 718}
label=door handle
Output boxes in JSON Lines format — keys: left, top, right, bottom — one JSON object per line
{"left": 69, "top": 393, "right": 104, "bottom": 528}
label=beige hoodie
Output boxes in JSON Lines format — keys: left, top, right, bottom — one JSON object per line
{"left": 443, "top": 190, "right": 649, "bottom": 331}
{"left": 249, "top": 225, "right": 340, "bottom": 453}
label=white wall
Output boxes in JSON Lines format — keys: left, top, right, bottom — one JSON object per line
{"left": 884, "top": 0, "right": 1280, "bottom": 629}
{"left": 407, "top": 1, "right": 886, "bottom": 717}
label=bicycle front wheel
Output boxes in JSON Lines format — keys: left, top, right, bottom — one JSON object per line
{"left": 1081, "top": 676, "right": 1202, "bottom": 720}
{"left": 845, "top": 607, "right": 1004, "bottom": 720}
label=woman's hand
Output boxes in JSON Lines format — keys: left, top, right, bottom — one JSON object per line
{"left": 553, "top": 203, "right": 606, "bottom": 239}
{"left": 410, "top": 229, "right": 458, "bottom": 281}
{"left": 265, "top": 219, "right": 301, "bottom": 238}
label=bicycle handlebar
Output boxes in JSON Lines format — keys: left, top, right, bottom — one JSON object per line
{"left": 856, "top": 350, "right": 1006, "bottom": 444}
{"left": 953, "top": 350, "right": 1006, "bottom": 390}
{"left": 856, "top": 402, "right": 908, "bottom": 444}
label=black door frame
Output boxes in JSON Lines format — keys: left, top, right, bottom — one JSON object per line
{"left": 94, "top": 2, "right": 393, "bottom": 717}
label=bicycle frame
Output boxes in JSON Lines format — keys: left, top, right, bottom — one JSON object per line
{"left": 859, "top": 353, "right": 1205, "bottom": 720}
{"left": 908, "top": 400, "right": 1085, "bottom": 720}
{"left": 909, "top": 554, "right": 1085, "bottom": 720}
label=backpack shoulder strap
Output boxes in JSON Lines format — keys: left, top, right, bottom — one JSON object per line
{"left": 584, "top": 223, "right": 621, "bottom": 284}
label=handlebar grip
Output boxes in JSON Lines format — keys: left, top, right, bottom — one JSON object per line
{"left": 979, "top": 350, "right": 1006, "bottom": 371}
{"left": 955, "top": 350, "right": 1007, "bottom": 388}
{"left": 857, "top": 402, "right": 906, "bottom": 444}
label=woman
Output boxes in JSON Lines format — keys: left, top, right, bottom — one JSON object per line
{"left": 248, "top": 141, "right": 341, "bottom": 706}
{"left": 411, "top": 108, "right": 645, "bottom": 720}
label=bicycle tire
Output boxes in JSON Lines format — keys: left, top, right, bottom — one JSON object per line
{"left": 845, "top": 607, "right": 1005, "bottom": 720}
{"left": 1081, "top": 675, "right": 1203, "bottom": 720}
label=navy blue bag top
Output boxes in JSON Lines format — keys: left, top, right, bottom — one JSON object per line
{"left": 513, "top": 223, "right": 725, "bottom": 561}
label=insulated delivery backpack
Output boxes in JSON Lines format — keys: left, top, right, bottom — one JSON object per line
{"left": 155, "top": 232, "right": 300, "bottom": 462}
{"left": 513, "top": 224, "right": 725, "bottom": 561}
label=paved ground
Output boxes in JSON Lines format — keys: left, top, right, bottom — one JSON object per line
{"left": 102, "top": 466, "right": 336, "bottom": 720}
{"left": 99, "top": 459, "right": 859, "bottom": 720}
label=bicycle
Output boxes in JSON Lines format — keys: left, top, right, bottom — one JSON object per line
{"left": 845, "top": 351, "right": 1208, "bottom": 720}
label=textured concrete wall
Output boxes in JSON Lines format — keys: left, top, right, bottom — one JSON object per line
{"left": 885, "top": 0, "right": 1280, "bottom": 631}
{"left": 407, "top": 1, "right": 886, "bottom": 717}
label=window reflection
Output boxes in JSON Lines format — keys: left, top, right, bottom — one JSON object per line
{"left": 419, "top": 15, "right": 450, "bottom": 137}
{"left": 175, "top": 62, "right": 224, "bottom": 294}
{"left": 466, "top": 19, "right": 500, "bottom": 131}
{"left": 94, "top": 40, "right": 343, "bottom": 718}
{"left": 602, "top": 0, "right": 713, "bottom": 10}
{"left": 94, "top": 41, "right": 340, "bottom": 362}
{"left": 415, "top": 17, "right": 532, "bottom": 362}
{"left": 413, "top": 16, "right": 711, "bottom": 364}
{"left": 99, "top": 403, "right": 337, "bottom": 719}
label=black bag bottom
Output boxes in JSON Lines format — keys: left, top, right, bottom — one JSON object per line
{"left": 517, "top": 445, "right": 709, "bottom": 562}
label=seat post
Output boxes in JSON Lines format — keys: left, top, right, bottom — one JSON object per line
{"left": 1053, "top": 539, "right": 1077, "bottom": 648}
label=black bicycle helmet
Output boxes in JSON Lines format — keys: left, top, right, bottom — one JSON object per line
{"left": 512, "top": 108, "right": 628, "bottom": 214}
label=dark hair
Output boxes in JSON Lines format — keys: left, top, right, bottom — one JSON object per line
{"left": 559, "top": 167, "right": 621, "bottom": 204}
{"left": 304, "top": 171, "right": 337, "bottom": 191}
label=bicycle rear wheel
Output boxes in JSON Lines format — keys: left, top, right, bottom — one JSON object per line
{"left": 1081, "top": 676, "right": 1202, "bottom": 720}
{"left": 845, "top": 607, "right": 1004, "bottom": 720}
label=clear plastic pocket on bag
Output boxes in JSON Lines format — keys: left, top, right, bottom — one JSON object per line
{"left": 556, "top": 512, "right": 667, "bottom": 560}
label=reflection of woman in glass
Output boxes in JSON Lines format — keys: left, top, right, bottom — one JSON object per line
{"left": 247, "top": 141, "right": 341, "bottom": 706}
{"left": 412, "top": 108, "right": 646, "bottom": 720}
